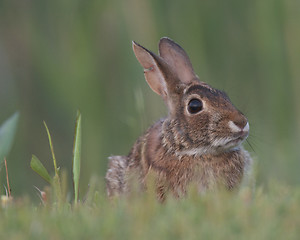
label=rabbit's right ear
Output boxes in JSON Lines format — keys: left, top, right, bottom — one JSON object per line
{"left": 132, "top": 41, "right": 175, "bottom": 100}
{"left": 159, "top": 37, "right": 197, "bottom": 84}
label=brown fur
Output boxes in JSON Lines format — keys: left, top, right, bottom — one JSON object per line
{"left": 105, "top": 37, "right": 252, "bottom": 201}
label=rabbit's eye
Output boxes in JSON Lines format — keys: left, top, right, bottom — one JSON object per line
{"left": 188, "top": 99, "right": 203, "bottom": 114}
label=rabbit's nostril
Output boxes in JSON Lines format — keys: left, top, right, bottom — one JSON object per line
{"left": 231, "top": 113, "right": 248, "bottom": 129}
{"left": 233, "top": 118, "right": 247, "bottom": 130}
{"left": 229, "top": 117, "right": 249, "bottom": 133}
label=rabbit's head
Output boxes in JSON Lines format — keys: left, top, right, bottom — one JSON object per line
{"left": 133, "top": 38, "right": 249, "bottom": 155}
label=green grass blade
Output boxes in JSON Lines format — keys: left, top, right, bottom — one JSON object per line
{"left": 43, "top": 121, "right": 58, "bottom": 176}
{"left": 0, "top": 112, "right": 19, "bottom": 165}
{"left": 43, "top": 121, "right": 63, "bottom": 205}
{"left": 73, "top": 111, "right": 82, "bottom": 203}
{"left": 30, "top": 155, "right": 52, "bottom": 184}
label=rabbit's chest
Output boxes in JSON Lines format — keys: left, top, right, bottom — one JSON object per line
{"left": 161, "top": 152, "right": 245, "bottom": 193}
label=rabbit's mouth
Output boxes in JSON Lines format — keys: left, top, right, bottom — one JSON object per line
{"left": 212, "top": 131, "right": 248, "bottom": 150}
{"left": 223, "top": 132, "right": 248, "bottom": 149}
{"left": 227, "top": 137, "right": 244, "bottom": 146}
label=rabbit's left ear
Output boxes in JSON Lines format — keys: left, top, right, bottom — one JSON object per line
{"left": 132, "top": 41, "right": 168, "bottom": 98}
{"left": 133, "top": 41, "right": 181, "bottom": 101}
{"left": 159, "top": 37, "right": 197, "bottom": 84}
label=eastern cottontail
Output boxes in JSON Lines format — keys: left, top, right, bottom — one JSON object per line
{"left": 106, "top": 37, "right": 252, "bottom": 201}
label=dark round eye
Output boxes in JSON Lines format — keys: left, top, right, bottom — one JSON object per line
{"left": 188, "top": 99, "right": 203, "bottom": 114}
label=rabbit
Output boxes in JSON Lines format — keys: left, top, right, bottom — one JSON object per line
{"left": 105, "top": 37, "right": 252, "bottom": 201}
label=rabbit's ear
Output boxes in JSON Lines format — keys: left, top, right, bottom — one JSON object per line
{"left": 132, "top": 41, "right": 177, "bottom": 99}
{"left": 159, "top": 37, "right": 196, "bottom": 84}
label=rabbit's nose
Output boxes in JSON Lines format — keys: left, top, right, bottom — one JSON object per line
{"left": 229, "top": 115, "right": 249, "bottom": 133}
{"left": 234, "top": 116, "right": 248, "bottom": 130}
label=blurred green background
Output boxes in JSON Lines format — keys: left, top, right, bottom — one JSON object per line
{"left": 0, "top": 0, "right": 299, "bottom": 197}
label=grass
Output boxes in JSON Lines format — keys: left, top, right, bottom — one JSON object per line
{"left": 1, "top": 111, "right": 299, "bottom": 239}
{"left": 1, "top": 110, "right": 300, "bottom": 240}
{"left": 0, "top": 182, "right": 299, "bottom": 240}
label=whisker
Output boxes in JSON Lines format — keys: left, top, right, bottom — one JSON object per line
{"left": 246, "top": 139, "right": 256, "bottom": 153}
